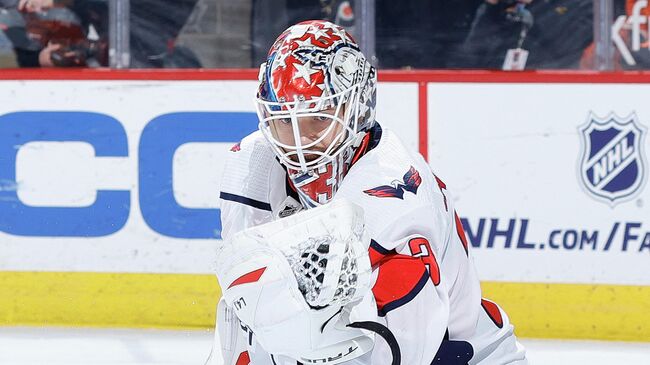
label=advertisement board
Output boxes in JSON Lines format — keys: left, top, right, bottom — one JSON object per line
{"left": 0, "top": 79, "right": 418, "bottom": 273}
{"left": 0, "top": 71, "right": 648, "bottom": 340}
{"left": 428, "top": 83, "right": 650, "bottom": 285}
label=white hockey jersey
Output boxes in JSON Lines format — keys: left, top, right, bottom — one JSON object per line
{"left": 215, "top": 124, "right": 527, "bottom": 365}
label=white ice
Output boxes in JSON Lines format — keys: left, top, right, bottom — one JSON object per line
{"left": 0, "top": 327, "right": 648, "bottom": 365}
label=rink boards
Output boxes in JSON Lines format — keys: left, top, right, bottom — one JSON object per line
{"left": 0, "top": 70, "right": 649, "bottom": 341}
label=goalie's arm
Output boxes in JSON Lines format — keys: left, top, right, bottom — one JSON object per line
{"left": 366, "top": 239, "right": 451, "bottom": 365}
{"left": 364, "top": 196, "right": 476, "bottom": 365}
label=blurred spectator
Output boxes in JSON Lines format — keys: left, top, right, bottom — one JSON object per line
{"left": 0, "top": 0, "right": 201, "bottom": 68}
{"left": 174, "top": 0, "right": 251, "bottom": 68}
{"left": 584, "top": 0, "right": 650, "bottom": 69}
{"left": 0, "top": 0, "right": 21, "bottom": 66}
{"left": 251, "top": 0, "right": 355, "bottom": 67}
{"left": 130, "top": 0, "right": 202, "bottom": 68}
{"left": 617, "top": 0, "right": 650, "bottom": 68}
{"left": 0, "top": 0, "right": 107, "bottom": 67}
{"left": 451, "top": 0, "right": 593, "bottom": 69}
{"left": 375, "top": 0, "right": 483, "bottom": 68}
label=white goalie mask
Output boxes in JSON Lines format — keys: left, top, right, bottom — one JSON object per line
{"left": 216, "top": 199, "right": 376, "bottom": 364}
{"left": 255, "top": 20, "right": 377, "bottom": 207}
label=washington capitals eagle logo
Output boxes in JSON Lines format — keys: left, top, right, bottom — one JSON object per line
{"left": 578, "top": 112, "right": 647, "bottom": 205}
{"left": 364, "top": 166, "right": 422, "bottom": 199}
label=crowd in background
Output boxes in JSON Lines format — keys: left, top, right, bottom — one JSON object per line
{"left": 0, "top": 0, "right": 648, "bottom": 70}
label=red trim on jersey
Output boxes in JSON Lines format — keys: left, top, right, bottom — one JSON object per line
{"left": 481, "top": 298, "right": 504, "bottom": 329}
{"left": 372, "top": 254, "right": 428, "bottom": 314}
{"left": 454, "top": 212, "right": 469, "bottom": 256}
{"left": 228, "top": 267, "right": 267, "bottom": 289}
{"left": 368, "top": 246, "right": 384, "bottom": 267}
{"left": 368, "top": 246, "right": 388, "bottom": 268}
{"left": 235, "top": 351, "right": 251, "bottom": 365}
{"left": 368, "top": 239, "right": 393, "bottom": 268}
{"left": 230, "top": 142, "right": 241, "bottom": 152}
{"left": 434, "top": 176, "right": 449, "bottom": 212}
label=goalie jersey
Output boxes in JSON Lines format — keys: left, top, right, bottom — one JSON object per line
{"left": 216, "top": 124, "right": 527, "bottom": 365}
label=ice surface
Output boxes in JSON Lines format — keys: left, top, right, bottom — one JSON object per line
{"left": 0, "top": 327, "right": 648, "bottom": 365}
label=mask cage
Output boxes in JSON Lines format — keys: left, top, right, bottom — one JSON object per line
{"left": 256, "top": 84, "right": 363, "bottom": 171}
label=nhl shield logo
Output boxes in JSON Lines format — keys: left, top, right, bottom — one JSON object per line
{"left": 578, "top": 112, "right": 647, "bottom": 205}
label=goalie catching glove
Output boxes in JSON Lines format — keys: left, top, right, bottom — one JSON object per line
{"left": 215, "top": 199, "right": 376, "bottom": 364}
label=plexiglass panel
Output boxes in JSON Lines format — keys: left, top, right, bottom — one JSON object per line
{"left": 2, "top": 0, "right": 649, "bottom": 70}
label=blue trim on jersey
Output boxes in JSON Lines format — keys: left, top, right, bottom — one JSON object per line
{"left": 378, "top": 270, "right": 429, "bottom": 317}
{"left": 431, "top": 330, "right": 474, "bottom": 364}
{"left": 220, "top": 192, "right": 272, "bottom": 211}
{"left": 367, "top": 122, "right": 383, "bottom": 150}
{"left": 370, "top": 239, "right": 391, "bottom": 255}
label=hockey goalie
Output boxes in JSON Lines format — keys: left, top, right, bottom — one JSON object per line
{"left": 213, "top": 20, "right": 527, "bottom": 365}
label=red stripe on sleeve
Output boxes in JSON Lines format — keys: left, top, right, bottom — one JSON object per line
{"left": 455, "top": 212, "right": 469, "bottom": 256}
{"left": 481, "top": 298, "right": 504, "bottom": 328}
{"left": 369, "top": 246, "right": 389, "bottom": 268}
{"left": 372, "top": 255, "right": 427, "bottom": 313}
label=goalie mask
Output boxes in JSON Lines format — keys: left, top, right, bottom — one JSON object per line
{"left": 216, "top": 199, "right": 376, "bottom": 364}
{"left": 255, "top": 20, "right": 377, "bottom": 207}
